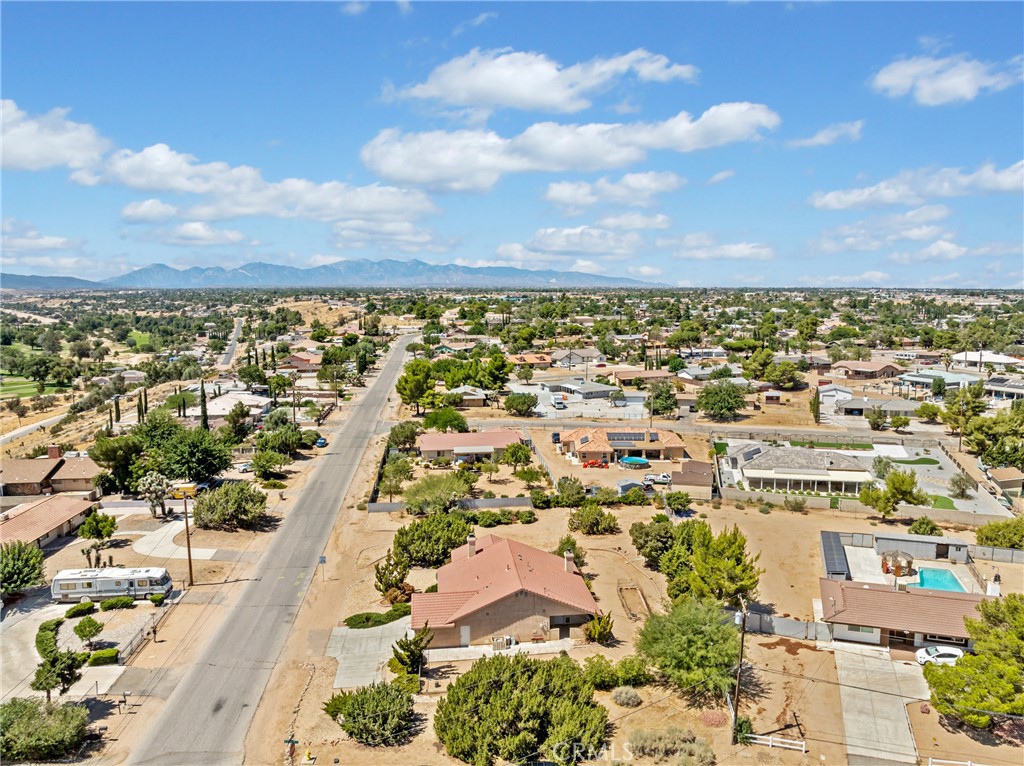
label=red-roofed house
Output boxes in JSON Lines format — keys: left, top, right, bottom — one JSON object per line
{"left": 412, "top": 534, "right": 599, "bottom": 647}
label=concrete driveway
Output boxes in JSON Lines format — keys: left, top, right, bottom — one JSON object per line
{"left": 325, "top": 617, "right": 410, "bottom": 689}
{"left": 833, "top": 643, "right": 929, "bottom": 766}
{"left": 2, "top": 601, "right": 67, "bottom": 700}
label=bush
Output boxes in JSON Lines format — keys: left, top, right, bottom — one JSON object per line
{"left": 734, "top": 715, "right": 754, "bottom": 744}
{"left": 583, "top": 655, "right": 619, "bottom": 690}
{"left": 477, "top": 511, "right": 502, "bottom": 527}
{"left": 620, "top": 487, "right": 650, "bottom": 507}
{"left": 530, "top": 488, "right": 551, "bottom": 509}
{"left": 568, "top": 504, "right": 620, "bottom": 535}
{"left": 678, "top": 738, "right": 717, "bottom": 766}
{"left": 616, "top": 655, "right": 652, "bottom": 687}
{"left": 343, "top": 603, "right": 411, "bottom": 629}
{"left": 783, "top": 496, "right": 807, "bottom": 513}
{"left": 391, "top": 672, "right": 420, "bottom": 695}
{"left": 583, "top": 612, "right": 614, "bottom": 643}
{"left": 0, "top": 540, "right": 45, "bottom": 596}
{"left": 87, "top": 649, "right": 119, "bottom": 666}
{"left": 554, "top": 534, "right": 587, "bottom": 568}
{"left": 975, "top": 516, "right": 1024, "bottom": 549}
{"left": 323, "top": 682, "right": 414, "bottom": 746}
{"left": 193, "top": 481, "right": 268, "bottom": 531}
{"left": 35, "top": 619, "right": 63, "bottom": 660}
{"left": 908, "top": 516, "right": 943, "bottom": 537}
{"left": 149, "top": 593, "right": 166, "bottom": 606}
{"left": 262, "top": 479, "right": 287, "bottom": 490}
{"left": 100, "top": 596, "right": 135, "bottom": 611}
{"left": 65, "top": 602, "right": 95, "bottom": 619}
{"left": 0, "top": 697, "right": 90, "bottom": 762}
{"left": 627, "top": 728, "right": 696, "bottom": 760}
{"left": 393, "top": 512, "right": 473, "bottom": 568}
{"left": 517, "top": 509, "right": 537, "bottom": 524}
{"left": 612, "top": 686, "right": 642, "bottom": 707}
{"left": 425, "top": 583, "right": 438, "bottom": 593}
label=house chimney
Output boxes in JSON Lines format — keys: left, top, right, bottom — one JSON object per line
{"left": 47, "top": 444, "right": 62, "bottom": 460}
{"left": 564, "top": 550, "right": 575, "bottom": 572}
{"left": 467, "top": 534, "right": 476, "bottom": 557}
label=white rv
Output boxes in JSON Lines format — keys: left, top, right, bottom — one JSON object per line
{"left": 50, "top": 567, "right": 173, "bottom": 602}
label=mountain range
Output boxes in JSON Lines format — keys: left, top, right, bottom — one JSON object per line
{"left": 2, "top": 260, "right": 657, "bottom": 290}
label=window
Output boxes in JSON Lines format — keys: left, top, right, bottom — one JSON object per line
{"left": 115, "top": 581, "right": 122, "bottom": 587}
{"left": 847, "top": 625, "right": 875, "bottom": 633}
{"left": 82, "top": 582, "right": 93, "bottom": 589}
{"left": 925, "top": 634, "right": 967, "bottom": 646}
{"left": 59, "top": 583, "right": 77, "bottom": 591}
{"left": 137, "top": 580, "right": 148, "bottom": 587}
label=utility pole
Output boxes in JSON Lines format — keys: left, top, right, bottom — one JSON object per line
{"left": 731, "top": 598, "right": 748, "bottom": 745}
{"left": 183, "top": 496, "right": 195, "bottom": 587}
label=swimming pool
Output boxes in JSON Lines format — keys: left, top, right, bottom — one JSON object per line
{"left": 909, "top": 568, "right": 965, "bottom": 592}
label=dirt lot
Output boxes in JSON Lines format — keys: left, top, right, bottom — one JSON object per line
{"left": 908, "top": 701, "right": 1024, "bottom": 766}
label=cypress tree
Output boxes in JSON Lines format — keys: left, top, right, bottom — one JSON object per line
{"left": 108, "top": 409, "right": 114, "bottom": 432}
{"left": 200, "top": 381, "right": 209, "bottom": 430}
{"left": 137, "top": 396, "right": 144, "bottom": 423}
{"left": 143, "top": 387, "right": 149, "bottom": 414}
{"left": 114, "top": 397, "right": 121, "bottom": 423}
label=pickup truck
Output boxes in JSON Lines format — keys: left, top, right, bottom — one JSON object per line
{"left": 644, "top": 473, "right": 672, "bottom": 485}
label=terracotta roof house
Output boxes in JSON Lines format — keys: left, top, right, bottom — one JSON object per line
{"left": 416, "top": 429, "right": 523, "bottom": 462}
{"left": 613, "top": 369, "right": 676, "bottom": 387}
{"left": 507, "top": 353, "right": 552, "bottom": 369}
{"left": 819, "top": 578, "right": 990, "bottom": 649}
{"left": 1, "top": 458, "right": 63, "bottom": 496}
{"left": 671, "top": 461, "right": 715, "bottom": 500}
{"left": 279, "top": 352, "right": 322, "bottom": 373}
{"left": 446, "top": 385, "right": 489, "bottom": 407}
{"left": 560, "top": 427, "right": 688, "bottom": 463}
{"left": 831, "top": 360, "right": 903, "bottom": 380}
{"left": 412, "top": 534, "right": 598, "bottom": 647}
{"left": 50, "top": 456, "right": 102, "bottom": 493}
{"left": 0, "top": 495, "right": 98, "bottom": 548}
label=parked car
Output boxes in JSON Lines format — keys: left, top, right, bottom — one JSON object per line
{"left": 315, "top": 437, "right": 328, "bottom": 448}
{"left": 916, "top": 646, "right": 964, "bottom": 666}
{"left": 238, "top": 462, "right": 252, "bottom": 473}
{"left": 551, "top": 432, "right": 561, "bottom": 444}
{"left": 644, "top": 473, "right": 672, "bottom": 484}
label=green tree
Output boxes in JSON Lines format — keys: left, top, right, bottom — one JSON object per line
{"left": 629, "top": 517, "right": 676, "bottom": 568}
{"left": 387, "top": 421, "right": 420, "bottom": 451}
{"left": 501, "top": 442, "right": 532, "bottom": 472}
{"left": 0, "top": 697, "right": 90, "bottom": 762}
{"left": 859, "top": 469, "right": 930, "bottom": 517}
{"left": 78, "top": 512, "right": 117, "bottom": 546}
{"left": 73, "top": 615, "right": 104, "bottom": 647}
{"left": 137, "top": 471, "right": 171, "bottom": 517}
{"left": 916, "top": 402, "right": 941, "bottom": 422}
{"left": 890, "top": 414, "right": 911, "bottom": 432}
{"left": 948, "top": 471, "right": 974, "bottom": 499}
{"left": 645, "top": 380, "right": 678, "bottom": 417}
{"left": 393, "top": 513, "right": 473, "bottom": 568}
{"left": 192, "top": 481, "right": 268, "bottom": 530}
{"left": 514, "top": 365, "right": 534, "bottom": 384}
{"left": 664, "top": 492, "right": 692, "bottom": 514}
{"left": 250, "top": 450, "right": 291, "bottom": 480}
{"left": 608, "top": 388, "right": 626, "bottom": 407}
{"left": 392, "top": 624, "right": 433, "bottom": 674}
{"left": 90, "top": 434, "right": 144, "bottom": 492}
{"left": 695, "top": 381, "right": 747, "bottom": 421}
{"left": 866, "top": 406, "right": 888, "bottom": 431}
{"left": 922, "top": 593, "right": 1024, "bottom": 728}
{"left": 323, "top": 682, "right": 414, "bottom": 746}
{"left": 0, "top": 541, "right": 45, "bottom": 596}
{"left": 764, "top": 361, "right": 803, "bottom": 390}
{"left": 163, "top": 427, "right": 232, "bottom": 482}
{"left": 637, "top": 598, "right": 740, "bottom": 698}
{"left": 975, "top": 516, "right": 1024, "bottom": 549}
{"left": 423, "top": 407, "right": 468, "bottom": 433}
{"left": 374, "top": 549, "right": 410, "bottom": 597}
{"left": 583, "top": 612, "right": 614, "bottom": 643}
{"left": 682, "top": 525, "right": 762, "bottom": 607}
{"left": 396, "top": 362, "right": 431, "bottom": 415}
{"left": 402, "top": 473, "right": 469, "bottom": 516}
{"left": 30, "top": 651, "right": 84, "bottom": 703}
{"left": 223, "top": 401, "right": 251, "bottom": 442}
{"left": 555, "top": 475, "right": 585, "bottom": 506}
{"left": 199, "top": 381, "right": 209, "bottom": 430}
{"left": 237, "top": 364, "right": 266, "bottom": 389}
{"left": 554, "top": 534, "right": 587, "bottom": 568}
{"left": 931, "top": 377, "right": 947, "bottom": 397}
{"left": 568, "top": 504, "right": 619, "bottom": 535}
{"left": 743, "top": 347, "right": 775, "bottom": 380}
{"left": 810, "top": 387, "right": 821, "bottom": 424}
{"left": 513, "top": 465, "right": 544, "bottom": 488}
{"left": 503, "top": 392, "right": 539, "bottom": 416}
{"left": 378, "top": 473, "right": 404, "bottom": 502}
{"left": 907, "top": 516, "right": 943, "bottom": 537}
{"left": 872, "top": 456, "right": 894, "bottom": 479}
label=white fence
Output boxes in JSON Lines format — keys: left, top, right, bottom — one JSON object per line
{"left": 928, "top": 759, "right": 990, "bottom": 766}
{"left": 746, "top": 734, "right": 806, "bottom": 753}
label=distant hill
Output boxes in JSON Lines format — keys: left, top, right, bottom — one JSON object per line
{"left": 97, "top": 259, "right": 657, "bottom": 289}
{"left": 1, "top": 273, "right": 100, "bottom": 290}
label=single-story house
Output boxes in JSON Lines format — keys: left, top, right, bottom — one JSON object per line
{"left": 0, "top": 457, "right": 63, "bottom": 496}
{"left": 819, "top": 578, "right": 989, "bottom": 649}
{"left": 985, "top": 377, "right": 1024, "bottom": 401}
{"left": 898, "top": 370, "right": 978, "bottom": 393}
{"left": 831, "top": 361, "right": 903, "bottom": 380}
{"left": 549, "top": 349, "right": 606, "bottom": 368}
{"left": 613, "top": 369, "right": 676, "bottom": 387}
{"left": 671, "top": 461, "right": 715, "bottom": 500}
{"left": 818, "top": 384, "right": 853, "bottom": 409}
{"left": 49, "top": 456, "right": 102, "bottom": 493}
{"left": 416, "top": 429, "right": 523, "bottom": 462}
{"left": 616, "top": 479, "right": 644, "bottom": 496}
{"left": 951, "top": 350, "right": 1021, "bottom": 371}
{"left": 543, "top": 379, "right": 620, "bottom": 400}
{"left": 280, "top": 352, "right": 322, "bottom": 373}
{"left": 682, "top": 346, "right": 727, "bottom": 359}
{"left": 0, "top": 495, "right": 98, "bottom": 548}
{"left": 411, "top": 534, "right": 598, "bottom": 647}
{"left": 837, "top": 398, "right": 919, "bottom": 418}
{"left": 507, "top": 353, "right": 552, "bottom": 369}
{"left": 727, "top": 444, "right": 872, "bottom": 495}
{"left": 184, "top": 391, "right": 273, "bottom": 426}
{"left": 560, "top": 427, "right": 688, "bottom": 463}
{"left": 433, "top": 341, "right": 478, "bottom": 355}
{"left": 989, "top": 467, "right": 1024, "bottom": 495}
{"left": 447, "top": 385, "right": 488, "bottom": 407}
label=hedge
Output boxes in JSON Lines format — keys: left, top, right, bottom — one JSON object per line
{"left": 35, "top": 619, "right": 63, "bottom": 660}
{"left": 100, "top": 596, "right": 135, "bottom": 611}
{"left": 149, "top": 593, "right": 166, "bottom": 606}
{"left": 65, "top": 602, "right": 95, "bottom": 618}
{"left": 88, "top": 649, "right": 119, "bottom": 666}
{"left": 343, "top": 603, "right": 411, "bottom": 629}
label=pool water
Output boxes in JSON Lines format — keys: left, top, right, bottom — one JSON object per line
{"left": 909, "top": 568, "right": 965, "bottom": 592}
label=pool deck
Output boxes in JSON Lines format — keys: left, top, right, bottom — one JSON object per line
{"left": 843, "top": 546, "right": 984, "bottom": 594}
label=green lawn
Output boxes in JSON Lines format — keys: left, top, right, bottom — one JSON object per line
{"left": 714, "top": 441, "right": 728, "bottom": 455}
{"left": 789, "top": 440, "right": 873, "bottom": 450}
{"left": 930, "top": 495, "right": 957, "bottom": 510}
{"left": 128, "top": 330, "right": 152, "bottom": 348}
{"left": 0, "top": 368, "right": 71, "bottom": 399}
{"left": 894, "top": 457, "right": 940, "bottom": 466}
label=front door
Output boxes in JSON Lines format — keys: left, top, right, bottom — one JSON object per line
{"left": 127, "top": 581, "right": 136, "bottom": 598}
{"left": 935, "top": 544, "right": 950, "bottom": 560}
{"left": 459, "top": 626, "right": 470, "bottom": 647}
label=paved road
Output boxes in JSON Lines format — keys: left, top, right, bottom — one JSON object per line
{"left": 468, "top": 416, "right": 882, "bottom": 439}
{"left": 1, "top": 412, "right": 65, "bottom": 445}
{"left": 217, "top": 318, "right": 244, "bottom": 369}
{"left": 128, "top": 335, "right": 413, "bottom": 766}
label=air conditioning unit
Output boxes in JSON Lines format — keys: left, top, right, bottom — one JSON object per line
{"left": 491, "top": 636, "right": 508, "bottom": 650}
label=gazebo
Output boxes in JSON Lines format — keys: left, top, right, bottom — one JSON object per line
{"left": 880, "top": 550, "right": 914, "bottom": 578}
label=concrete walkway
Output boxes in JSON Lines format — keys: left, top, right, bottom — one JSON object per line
{"left": 832, "top": 643, "right": 929, "bottom": 766}
{"left": 129, "top": 519, "right": 217, "bottom": 560}
{"left": 325, "top": 617, "right": 411, "bottom": 689}
{"left": 1, "top": 602, "right": 66, "bottom": 701}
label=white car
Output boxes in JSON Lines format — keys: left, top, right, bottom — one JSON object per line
{"left": 916, "top": 645, "right": 964, "bottom": 666}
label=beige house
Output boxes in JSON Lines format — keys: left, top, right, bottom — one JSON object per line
{"left": 50, "top": 456, "right": 102, "bottom": 493}
{"left": 560, "top": 427, "right": 689, "bottom": 463}
{"left": 0, "top": 495, "right": 98, "bottom": 548}
{"left": 831, "top": 360, "right": 903, "bottom": 380}
{"left": 412, "top": 535, "right": 598, "bottom": 648}
{"left": 416, "top": 429, "right": 523, "bottom": 462}
{"left": 1, "top": 457, "right": 62, "bottom": 496}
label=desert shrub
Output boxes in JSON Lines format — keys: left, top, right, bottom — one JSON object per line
{"left": 677, "top": 738, "right": 717, "bottom": 766}
{"left": 0, "top": 697, "right": 89, "bottom": 761}
{"left": 323, "top": 682, "right": 413, "bottom": 746}
{"left": 568, "top": 504, "right": 620, "bottom": 535}
{"left": 425, "top": 583, "right": 438, "bottom": 593}
{"left": 100, "top": 596, "right": 135, "bottom": 611}
{"left": 583, "top": 655, "right": 619, "bottom": 690}
{"left": 530, "top": 488, "right": 551, "bottom": 509}
{"left": 499, "top": 509, "right": 515, "bottom": 524}
{"left": 517, "top": 509, "right": 537, "bottom": 524}
{"left": 262, "top": 479, "right": 287, "bottom": 489}
{"left": 477, "top": 511, "right": 502, "bottom": 527}
{"left": 87, "top": 649, "right": 119, "bottom": 666}
{"left": 733, "top": 501, "right": 746, "bottom": 510}
{"left": 64, "top": 602, "right": 95, "bottom": 619}
{"left": 391, "top": 672, "right": 420, "bottom": 695}
{"left": 149, "top": 593, "right": 166, "bottom": 606}
{"left": 783, "top": 496, "right": 807, "bottom": 513}
{"left": 583, "top": 612, "right": 614, "bottom": 643}
{"left": 612, "top": 686, "right": 642, "bottom": 707}
{"left": 627, "top": 728, "right": 696, "bottom": 760}
{"left": 615, "top": 655, "right": 652, "bottom": 687}
{"left": 385, "top": 582, "right": 415, "bottom": 605}
{"left": 481, "top": 490, "right": 496, "bottom": 499}
{"left": 620, "top": 487, "right": 650, "bottom": 506}
{"left": 734, "top": 715, "right": 754, "bottom": 744}
{"left": 343, "top": 603, "right": 411, "bottom": 629}
{"left": 35, "top": 619, "right": 63, "bottom": 660}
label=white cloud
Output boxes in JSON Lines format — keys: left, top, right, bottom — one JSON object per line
{"left": 341, "top": 2, "right": 368, "bottom": 16}
{"left": 78, "top": 143, "right": 437, "bottom": 223}
{"left": 707, "top": 169, "right": 735, "bottom": 185}
{"left": 669, "top": 231, "right": 775, "bottom": 261}
{"left": 331, "top": 219, "right": 453, "bottom": 253}
{"left": 121, "top": 198, "right": 179, "bottom": 222}
{"left": 1, "top": 218, "right": 81, "bottom": 253}
{"left": 526, "top": 226, "right": 643, "bottom": 257}
{"left": 547, "top": 171, "right": 682, "bottom": 213}
{"left": 888, "top": 239, "right": 968, "bottom": 264}
{"left": 872, "top": 53, "right": 1023, "bottom": 106}
{"left": 596, "top": 212, "right": 671, "bottom": 230}
{"left": 798, "top": 271, "right": 891, "bottom": 287}
{"left": 816, "top": 204, "right": 952, "bottom": 253}
{"left": 153, "top": 221, "right": 251, "bottom": 247}
{"left": 452, "top": 12, "right": 496, "bottom": 36}
{"left": 628, "top": 264, "right": 663, "bottom": 277}
{"left": 363, "top": 103, "right": 780, "bottom": 191}
{"left": 787, "top": 120, "right": 864, "bottom": 148}
{"left": 809, "top": 160, "right": 1023, "bottom": 209}
{"left": 1, "top": 99, "right": 111, "bottom": 171}
{"left": 398, "top": 47, "right": 698, "bottom": 115}
{"left": 396, "top": 1, "right": 412, "bottom": 15}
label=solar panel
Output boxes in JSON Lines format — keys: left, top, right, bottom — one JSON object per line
{"left": 820, "top": 531, "right": 850, "bottom": 579}
{"left": 579, "top": 435, "right": 589, "bottom": 445}
{"left": 608, "top": 432, "right": 644, "bottom": 442}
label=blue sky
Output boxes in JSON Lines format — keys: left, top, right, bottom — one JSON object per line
{"left": 2, "top": 1, "right": 1022, "bottom": 287}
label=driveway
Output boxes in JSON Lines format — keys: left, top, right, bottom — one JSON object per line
{"left": 325, "top": 617, "right": 410, "bottom": 689}
{"left": 1, "top": 601, "right": 66, "bottom": 701}
{"left": 833, "top": 643, "right": 929, "bottom": 765}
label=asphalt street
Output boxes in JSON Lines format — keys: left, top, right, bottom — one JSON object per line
{"left": 217, "top": 318, "right": 245, "bottom": 369}
{"left": 127, "top": 334, "right": 413, "bottom": 766}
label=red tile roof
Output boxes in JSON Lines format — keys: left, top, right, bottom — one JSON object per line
{"left": 1, "top": 458, "right": 63, "bottom": 486}
{"left": 0, "top": 495, "right": 96, "bottom": 545}
{"left": 416, "top": 428, "right": 522, "bottom": 454}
